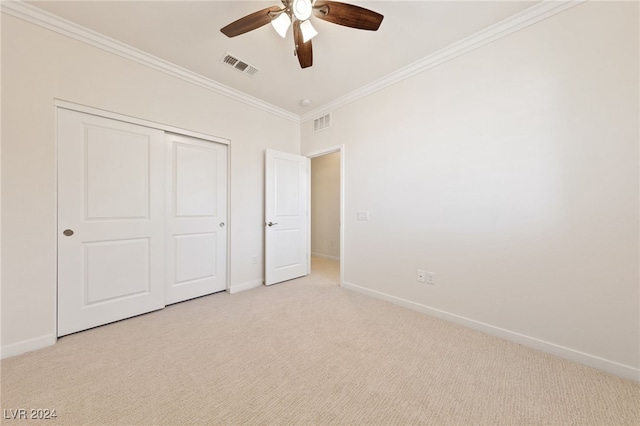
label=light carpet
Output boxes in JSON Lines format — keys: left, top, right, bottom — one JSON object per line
{"left": 1, "top": 258, "right": 639, "bottom": 425}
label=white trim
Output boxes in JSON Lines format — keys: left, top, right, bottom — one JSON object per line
{"left": 339, "top": 147, "right": 345, "bottom": 286}
{"left": 228, "top": 279, "right": 263, "bottom": 294}
{"left": 1, "top": 334, "right": 57, "bottom": 359}
{"left": 305, "top": 145, "right": 342, "bottom": 159}
{"left": 54, "top": 100, "right": 230, "bottom": 145}
{"left": 342, "top": 281, "right": 640, "bottom": 383}
{"left": 311, "top": 252, "right": 340, "bottom": 262}
{"left": 226, "top": 141, "right": 232, "bottom": 293}
{"left": 300, "top": 0, "right": 584, "bottom": 122}
{"left": 53, "top": 104, "right": 60, "bottom": 339}
{"left": 1, "top": 1, "right": 299, "bottom": 124}
{"left": 306, "top": 157, "right": 312, "bottom": 276}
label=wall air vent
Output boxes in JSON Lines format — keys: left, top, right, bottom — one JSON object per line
{"left": 313, "top": 113, "right": 332, "bottom": 133}
{"left": 221, "top": 53, "right": 260, "bottom": 78}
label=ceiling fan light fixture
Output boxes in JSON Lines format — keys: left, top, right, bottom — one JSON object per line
{"left": 300, "top": 20, "right": 318, "bottom": 43}
{"left": 271, "top": 12, "right": 291, "bottom": 38}
{"left": 293, "top": 0, "right": 312, "bottom": 21}
{"left": 220, "top": 1, "right": 384, "bottom": 69}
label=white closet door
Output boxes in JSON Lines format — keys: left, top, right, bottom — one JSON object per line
{"left": 165, "top": 133, "right": 227, "bottom": 304}
{"left": 57, "top": 109, "right": 165, "bottom": 336}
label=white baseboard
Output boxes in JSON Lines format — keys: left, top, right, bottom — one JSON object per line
{"left": 342, "top": 281, "right": 640, "bottom": 383}
{"left": 311, "top": 252, "right": 340, "bottom": 261}
{"left": 1, "top": 334, "right": 57, "bottom": 359}
{"left": 228, "top": 279, "right": 263, "bottom": 294}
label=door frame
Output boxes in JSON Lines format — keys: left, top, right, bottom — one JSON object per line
{"left": 305, "top": 145, "right": 345, "bottom": 285}
{"left": 54, "top": 100, "right": 232, "bottom": 337}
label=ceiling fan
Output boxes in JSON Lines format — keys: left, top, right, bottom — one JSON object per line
{"left": 220, "top": 0, "right": 383, "bottom": 69}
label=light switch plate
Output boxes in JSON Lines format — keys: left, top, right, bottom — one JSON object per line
{"left": 356, "top": 210, "right": 369, "bottom": 221}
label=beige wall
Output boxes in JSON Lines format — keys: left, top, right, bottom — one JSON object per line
{"left": 311, "top": 152, "right": 341, "bottom": 260}
{"left": 1, "top": 15, "right": 300, "bottom": 351}
{"left": 302, "top": 2, "right": 639, "bottom": 379}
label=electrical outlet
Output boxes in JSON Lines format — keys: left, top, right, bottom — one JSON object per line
{"left": 427, "top": 272, "right": 435, "bottom": 285}
{"left": 417, "top": 269, "right": 426, "bottom": 283}
{"left": 251, "top": 256, "right": 258, "bottom": 265}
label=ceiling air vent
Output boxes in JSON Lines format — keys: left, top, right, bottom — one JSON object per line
{"left": 313, "top": 113, "right": 332, "bottom": 133}
{"left": 221, "top": 53, "right": 260, "bottom": 78}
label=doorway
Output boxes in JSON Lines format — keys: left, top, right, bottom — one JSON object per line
{"left": 308, "top": 147, "right": 343, "bottom": 284}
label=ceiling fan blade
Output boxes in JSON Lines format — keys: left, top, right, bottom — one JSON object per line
{"left": 313, "top": 1, "right": 383, "bottom": 31}
{"left": 221, "top": 6, "right": 282, "bottom": 37}
{"left": 293, "top": 20, "right": 313, "bottom": 68}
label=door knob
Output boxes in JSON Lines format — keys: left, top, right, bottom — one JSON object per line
{"left": 267, "top": 222, "right": 278, "bottom": 227}
{"left": 63, "top": 229, "right": 74, "bottom": 236}
{"left": 219, "top": 222, "right": 225, "bottom": 227}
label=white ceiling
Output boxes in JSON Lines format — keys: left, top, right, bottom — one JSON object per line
{"left": 28, "top": 1, "right": 537, "bottom": 116}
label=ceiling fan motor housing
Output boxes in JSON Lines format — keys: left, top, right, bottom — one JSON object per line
{"left": 293, "top": 0, "right": 312, "bottom": 21}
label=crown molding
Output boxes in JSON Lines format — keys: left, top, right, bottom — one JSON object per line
{"left": 0, "top": 0, "right": 301, "bottom": 124}
{"left": 300, "top": 0, "right": 584, "bottom": 123}
{"left": 2, "top": 0, "right": 583, "bottom": 126}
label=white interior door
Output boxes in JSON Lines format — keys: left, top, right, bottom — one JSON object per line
{"left": 165, "top": 133, "right": 227, "bottom": 304}
{"left": 57, "top": 109, "right": 165, "bottom": 336}
{"left": 265, "top": 149, "right": 310, "bottom": 285}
